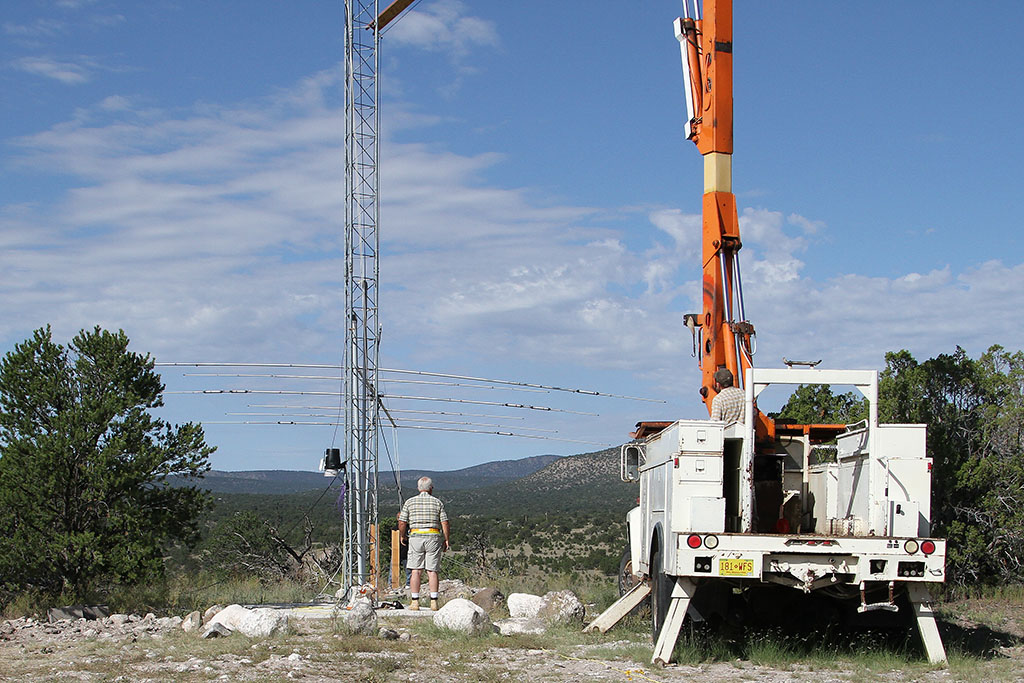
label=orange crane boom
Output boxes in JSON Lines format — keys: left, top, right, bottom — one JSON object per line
{"left": 676, "top": 0, "right": 773, "bottom": 442}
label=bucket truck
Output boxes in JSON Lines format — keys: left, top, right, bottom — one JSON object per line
{"left": 586, "top": 1, "right": 947, "bottom": 666}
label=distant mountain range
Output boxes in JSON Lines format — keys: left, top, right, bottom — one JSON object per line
{"left": 174, "top": 454, "right": 563, "bottom": 495}
{"left": 448, "top": 446, "right": 635, "bottom": 516}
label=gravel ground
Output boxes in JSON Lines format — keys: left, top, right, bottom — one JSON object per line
{"left": 1, "top": 603, "right": 1022, "bottom": 682}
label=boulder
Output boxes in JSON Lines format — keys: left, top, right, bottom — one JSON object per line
{"left": 181, "top": 611, "right": 202, "bottom": 633}
{"left": 378, "top": 627, "right": 399, "bottom": 640}
{"left": 432, "top": 598, "right": 493, "bottom": 636}
{"left": 438, "top": 579, "right": 474, "bottom": 602}
{"left": 158, "top": 616, "right": 182, "bottom": 630}
{"left": 47, "top": 605, "right": 110, "bottom": 622}
{"left": 537, "top": 590, "right": 585, "bottom": 625}
{"left": 507, "top": 593, "right": 544, "bottom": 619}
{"left": 203, "top": 605, "right": 224, "bottom": 624}
{"left": 206, "top": 604, "right": 289, "bottom": 638}
{"left": 495, "top": 617, "right": 546, "bottom": 636}
{"left": 471, "top": 587, "right": 505, "bottom": 612}
{"left": 201, "top": 622, "right": 233, "bottom": 639}
{"left": 342, "top": 602, "right": 377, "bottom": 635}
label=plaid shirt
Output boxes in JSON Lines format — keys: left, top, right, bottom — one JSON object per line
{"left": 711, "top": 386, "right": 745, "bottom": 423}
{"left": 398, "top": 491, "right": 448, "bottom": 530}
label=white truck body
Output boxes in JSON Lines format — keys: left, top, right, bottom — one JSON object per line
{"left": 611, "top": 367, "right": 947, "bottom": 663}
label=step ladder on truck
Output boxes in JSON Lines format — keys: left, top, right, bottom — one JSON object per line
{"left": 585, "top": 0, "right": 947, "bottom": 666}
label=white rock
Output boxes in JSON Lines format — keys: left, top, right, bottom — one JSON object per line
{"left": 538, "top": 590, "right": 585, "bottom": 625}
{"left": 507, "top": 593, "right": 544, "bottom": 619}
{"left": 201, "top": 622, "right": 233, "bottom": 639}
{"left": 203, "top": 605, "right": 224, "bottom": 624}
{"left": 287, "top": 653, "right": 301, "bottom": 661}
{"left": 181, "top": 611, "right": 202, "bottom": 633}
{"left": 342, "top": 602, "right": 377, "bottom": 635}
{"left": 432, "top": 598, "right": 492, "bottom": 636}
{"left": 207, "top": 604, "right": 288, "bottom": 638}
{"left": 495, "top": 617, "right": 546, "bottom": 636}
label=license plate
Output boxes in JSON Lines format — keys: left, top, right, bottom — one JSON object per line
{"left": 719, "top": 558, "right": 754, "bottom": 576}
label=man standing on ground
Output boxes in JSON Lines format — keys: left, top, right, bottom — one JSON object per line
{"left": 398, "top": 476, "right": 451, "bottom": 611}
{"left": 710, "top": 368, "right": 745, "bottom": 423}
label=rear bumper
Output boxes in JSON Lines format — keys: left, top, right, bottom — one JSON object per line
{"left": 672, "top": 532, "right": 945, "bottom": 586}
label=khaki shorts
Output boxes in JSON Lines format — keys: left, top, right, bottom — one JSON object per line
{"left": 407, "top": 534, "right": 443, "bottom": 572}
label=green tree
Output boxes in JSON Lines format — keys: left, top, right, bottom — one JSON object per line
{"left": 0, "top": 326, "right": 213, "bottom": 604}
{"left": 772, "top": 384, "right": 868, "bottom": 424}
{"left": 879, "top": 345, "right": 1024, "bottom": 587}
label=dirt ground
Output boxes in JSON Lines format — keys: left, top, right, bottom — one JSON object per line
{"left": 1, "top": 598, "right": 1022, "bottom": 682}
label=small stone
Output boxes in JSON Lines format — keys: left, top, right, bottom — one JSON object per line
{"left": 181, "top": 611, "right": 202, "bottom": 633}
{"left": 288, "top": 653, "right": 301, "bottom": 661}
{"left": 201, "top": 622, "right": 233, "bottom": 639}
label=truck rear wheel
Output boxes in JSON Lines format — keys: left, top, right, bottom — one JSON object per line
{"left": 650, "top": 547, "right": 671, "bottom": 640}
{"left": 618, "top": 547, "right": 640, "bottom": 596}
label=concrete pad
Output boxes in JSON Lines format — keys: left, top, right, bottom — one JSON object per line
{"left": 248, "top": 602, "right": 437, "bottom": 622}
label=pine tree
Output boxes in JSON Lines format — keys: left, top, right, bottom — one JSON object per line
{"left": 0, "top": 326, "right": 213, "bottom": 604}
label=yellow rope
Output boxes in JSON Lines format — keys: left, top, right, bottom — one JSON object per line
{"left": 541, "top": 648, "right": 663, "bottom": 683}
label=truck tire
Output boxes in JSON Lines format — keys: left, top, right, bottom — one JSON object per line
{"left": 650, "top": 546, "right": 671, "bottom": 640}
{"left": 618, "top": 547, "right": 640, "bottom": 596}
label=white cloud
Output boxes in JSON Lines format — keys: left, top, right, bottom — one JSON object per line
{"left": 788, "top": 213, "right": 825, "bottom": 235}
{"left": 3, "top": 19, "right": 65, "bottom": 38}
{"left": 11, "top": 55, "right": 94, "bottom": 84}
{"left": 383, "top": 0, "right": 499, "bottom": 57}
{"left": 1, "top": 64, "right": 1021, "bottom": 429}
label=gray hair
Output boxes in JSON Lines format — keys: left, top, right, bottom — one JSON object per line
{"left": 417, "top": 476, "right": 433, "bottom": 492}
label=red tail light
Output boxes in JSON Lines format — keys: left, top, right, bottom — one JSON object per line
{"left": 686, "top": 534, "right": 702, "bottom": 549}
{"left": 921, "top": 540, "right": 936, "bottom": 555}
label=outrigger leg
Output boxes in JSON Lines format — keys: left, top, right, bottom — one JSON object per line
{"left": 584, "top": 581, "right": 652, "bottom": 633}
{"left": 907, "top": 583, "right": 947, "bottom": 665}
{"left": 652, "top": 577, "right": 696, "bottom": 666}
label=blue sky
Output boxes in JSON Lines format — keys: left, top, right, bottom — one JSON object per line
{"left": 2, "top": 1, "right": 1022, "bottom": 473}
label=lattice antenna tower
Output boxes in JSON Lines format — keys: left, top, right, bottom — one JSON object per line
{"left": 343, "top": 0, "right": 381, "bottom": 589}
